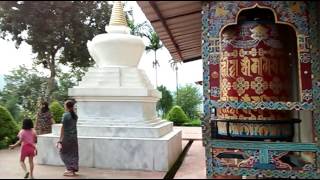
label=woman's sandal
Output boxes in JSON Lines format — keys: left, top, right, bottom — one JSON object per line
{"left": 24, "top": 172, "right": 29, "bottom": 179}
{"left": 63, "top": 171, "right": 76, "bottom": 177}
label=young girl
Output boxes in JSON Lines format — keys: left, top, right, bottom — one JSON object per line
{"left": 9, "top": 118, "right": 37, "bottom": 179}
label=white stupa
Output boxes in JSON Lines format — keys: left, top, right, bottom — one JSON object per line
{"left": 37, "top": 1, "right": 182, "bottom": 171}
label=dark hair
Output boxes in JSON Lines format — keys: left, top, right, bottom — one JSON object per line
{"left": 22, "top": 118, "right": 34, "bottom": 130}
{"left": 65, "top": 100, "right": 77, "bottom": 120}
{"left": 41, "top": 101, "right": 49, "bottom": 113}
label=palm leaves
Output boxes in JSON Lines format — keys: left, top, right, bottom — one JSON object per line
{"left": 144, "top": 30, "right": 163, "bottom": 52}
{"left": 127, "top": 20, "right": 149, "bottom": 37}
{"left": 126, "top": 12, "right": 163, "bottom": 87}
{"left": 169, "top": 59, "right": 182, "bottom": 94}
{"left": 169, "top": 59, "right": 182, "bottom": 71}
{"left": 144, "top": 29, "right": 163, "bottom": 87}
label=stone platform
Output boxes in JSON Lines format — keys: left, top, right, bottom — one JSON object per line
{"left": 37, "top": 127, "right": 182, "bottom": 171}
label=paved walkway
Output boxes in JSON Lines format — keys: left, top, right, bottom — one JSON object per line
{"left": 0, "top": 127, "right": 206, "bottom": 179}
{"left": 174, "top": 126, "right": 203, "bottom": 141}
{"left": 174, "top": 140, "right": 206, "bottom": 179}
{"left": 173, "top": 126, "right": 206, "bottom": 179}
{"left": 0, "top": 148, "right": 166, "bottom": 179}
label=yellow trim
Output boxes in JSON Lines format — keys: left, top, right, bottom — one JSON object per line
{"left": 109, "top": 1, "right": 128, "bottom": 27}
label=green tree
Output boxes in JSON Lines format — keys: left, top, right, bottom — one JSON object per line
{"left": 52, "top": 66, "right": 88, "bottom": 103}
{"left": 128, "top": 20, "right": 149, "bottom": 37}
{"left": 49, "top": 100, "right": 64, "bottom": 123}
{"left": 166, "top": 105, "right": 189, "bottom": 126}
{"left": 0, "top": 65, "right": 86, "bottom": 122}
{"left": 156, "top": 85, "right": 173, "bottom": 118}
{"left": 169, "top": 59, "right": 182, "bottom": 95}
{"left": 144, "top": 29, "right": 163, "bottom": 87}
{"left": 124, "top": 5, "right": 162, "bottom": 87}
{"left": 0, "top": 105, "right": 19, "bottom": 149}
{"left": 0, "top": 94, "right": 21, "bottom": 121}
{"left": 125, "top": 3, "right": 150, "bottom": 37}
{"left": 0, "top": 1, "right": 112, "bottom": 101}
{"left": 175, "top": 84, "right": 202, "bottom": 119}
{"left": 0, "top": 65, "right": 47, "bottom": 117}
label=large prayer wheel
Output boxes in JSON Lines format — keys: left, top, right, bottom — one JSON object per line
{"left": 217, "top": 20, "right": 299, "bottom": 140}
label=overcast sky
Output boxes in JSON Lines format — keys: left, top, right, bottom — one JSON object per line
{"left": 0, "top": 1, "right": 203, "bottom": 92}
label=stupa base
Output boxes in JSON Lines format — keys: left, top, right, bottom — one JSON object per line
{"left": 36, "top": 129, "right": 182, "bottom": 171}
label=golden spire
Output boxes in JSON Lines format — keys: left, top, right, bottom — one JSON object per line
{"left": 109, "top": 1, "right": 128, "bottom": 26}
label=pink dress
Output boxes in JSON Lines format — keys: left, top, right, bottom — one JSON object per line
{"left": 18, "top": 129, "right": 37, "bottom": 161}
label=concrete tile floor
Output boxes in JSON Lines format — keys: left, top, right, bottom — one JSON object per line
{"left": 0, "top": 148, "right": 166, "bottom": 179}
{"left": 174, "top": 140, "right": 206, "bottom": 179}
{"left": 0, "top": 127, "right": 206, "bottom": 179}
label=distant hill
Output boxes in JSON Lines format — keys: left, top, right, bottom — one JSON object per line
{"left": 0, "top": 74, "right": 5, "bottom": 90}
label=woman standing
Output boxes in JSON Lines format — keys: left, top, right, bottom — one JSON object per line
{"left": 35, "top": 101, "right": 54, "bottom": 135}
{"left": 56, "top": 100, "right": 79, "bottom": 177}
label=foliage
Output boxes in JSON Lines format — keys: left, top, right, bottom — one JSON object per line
{"left": 0, "top": 94, "right": 21, "bottom": 121}
{"left": 169, "top": 59, "right": 182, "bottom": 94}
{"left": 166, "top": 105, "right": 189, "bottom": 126}
{"left": 144, "top": 28, "right": 163, "bottom": 87}
{"left": 52, "top": 66, "right": 88, "bottom": 103}
{"left": 144, "top": 29, "right": 163, "bottom": 54}
{"left": 0, "top": 65, "right": 47, "bottom": 117}
{"left": 0, "top": 105, "right": 19, "bottom": 149}
{"left": 49, "top": 100, "right": 64, "bottom": 123}
{"left": 125, "top": 3, "right": 150, "bottom": 37}
{"left": 125, "top": 6, "right": 163, "bottom": 87}
{"left": 156, "top": 85, "right": 173, "bottom": 118}
{"left": 175, "top": 84, "right": 202, "bottom": 120}
{"left": 0, "top": 65, "right": 86, "bottom": 123}
{"left": 18, "top": 109, "right": 36, "bottom": 125}
{"left": 0, "top": 1, "right": 112, "bottom": 100}
{"left": 128, "top": 20, "right": 149, "bottom": 37}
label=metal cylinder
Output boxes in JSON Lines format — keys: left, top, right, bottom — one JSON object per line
{"left": 217, "top": 20, "right": 296, "bottom": 140}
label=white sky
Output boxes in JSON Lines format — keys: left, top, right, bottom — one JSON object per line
{"left": 0, "top": 1, "right": 203, "bottom": 92}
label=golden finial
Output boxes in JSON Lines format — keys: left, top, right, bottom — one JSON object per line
{"left": 109, "top": 1, "right": 128, "bottom": 27}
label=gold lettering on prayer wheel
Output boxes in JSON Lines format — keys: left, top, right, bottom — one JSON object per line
{"left": 217, "top": 20, "right": 295, "bottom": 140}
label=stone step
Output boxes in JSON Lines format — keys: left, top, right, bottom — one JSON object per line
{"left": 79, "top": 81, "right": 120, "bottom": 86}
{"left": 81, "top": 77, "right": 144, "bottom": 83}
{"left": 76, "top": 119, "right": 167, "bottom": 127}
{"left": 69, "top": 87, "right": 160, "bottom": 97}
{"left": 51, "top": 121, "right": 174, "bottom": 138}
{"left": 79, "top": 79, "right": 147, "bottom": 88}
{"left": 88, "top": 68, "right": 121, "bottom": 73}
{"left": 82, "top": 74, "right": 119, "bottom": 79}
{"left": 77, "top": 117, "right": 164, "bottom": 123}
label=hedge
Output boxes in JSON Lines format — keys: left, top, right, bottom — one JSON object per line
{"left": 0, "top": 105, "right": 19, "bottom": 149}
{"left": 166, "top": 105, "right": 189, "bottom": 126}
{"left": 49, "top": 100, "right": 64, "bottom": 123}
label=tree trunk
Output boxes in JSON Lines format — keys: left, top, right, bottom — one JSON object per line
{"left": 176, "top": 66, "right": 178, "bottom": 97}
{"left": 155, "top": 50, "right": 158, "bottom": 87}
{"left": 45, "top": 53, "right": 56, "bottom": 103}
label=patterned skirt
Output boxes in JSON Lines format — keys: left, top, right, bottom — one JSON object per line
{"left": 59, "top": 136, "right": 79, "bottom": 172}
{"left": 35, "top": 121, "right": 52, "bottom": 135}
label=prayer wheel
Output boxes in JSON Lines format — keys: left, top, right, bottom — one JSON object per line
{"left": 217, "top": 19, "right": 299, "bottom": 140}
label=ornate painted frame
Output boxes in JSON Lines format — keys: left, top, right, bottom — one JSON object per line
{"left": 202, "top": 1, "right": 320, "bottom": 178}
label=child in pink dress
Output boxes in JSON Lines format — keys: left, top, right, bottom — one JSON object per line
{"left": 9, "top": 118, "right": 37, "bottom": 179}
